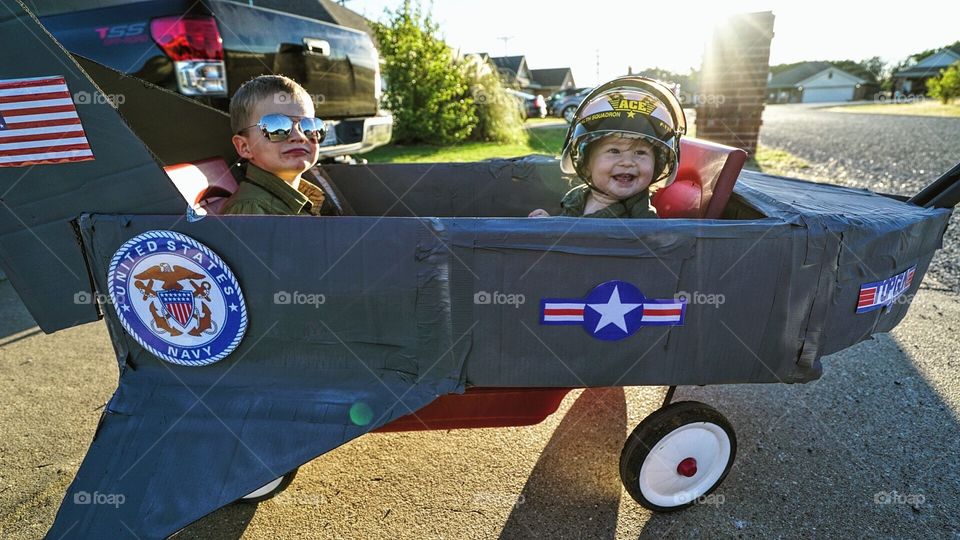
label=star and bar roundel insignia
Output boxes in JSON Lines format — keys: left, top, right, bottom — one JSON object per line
{"left": 540, "top": 280, "right": 686, "bottom": 341}
{"left": 107, "top": 230, "right": 247, "bottom": 366}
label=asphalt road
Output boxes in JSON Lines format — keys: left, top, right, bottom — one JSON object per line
{"left": 2, "top": 106, "right": 959, "bottom": 539}
{"left": 759, "top": 104, "right": 960, "bottom": 293}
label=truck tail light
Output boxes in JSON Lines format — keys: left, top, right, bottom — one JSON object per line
{"left": 150, "top": 16, "right": 227, "bottom": 96}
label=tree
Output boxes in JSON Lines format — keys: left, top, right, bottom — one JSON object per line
{"left": 927, "top": 61, "right": 960, "bottom": 104}
{"left": 372, "top": 1, "right": 477, "bottom": 145}
{"left": 909, "top": 41, "right": 960, "bottom": 64}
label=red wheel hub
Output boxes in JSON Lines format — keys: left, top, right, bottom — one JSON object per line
{"left": 677, "top": 457, "right": 698, "bottom": 477}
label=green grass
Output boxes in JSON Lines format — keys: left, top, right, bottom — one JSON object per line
{"left": 825, "top": 100, "right": 960, "bottom": 118}
{"left": 365, "top": 121, "right": 812, "bottom": 179}
{"left": 523, "top": 117, "right": 566, "bottom": 126}
{"left": 364, "top": 125, "right": 568, "bottom": 163}
{"left": 745, "top": 146, "right": 810, "bottom": 176}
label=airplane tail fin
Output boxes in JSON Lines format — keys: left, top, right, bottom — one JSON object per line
{"left": 0, "top": 1, "right": 236, "bottom": 332}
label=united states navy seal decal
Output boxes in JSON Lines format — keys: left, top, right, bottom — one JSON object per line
{"left": 107, "top": 230, "right": 247, "bottom": 366}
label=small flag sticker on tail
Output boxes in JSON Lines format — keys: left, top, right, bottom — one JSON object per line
{"left": 0, "top": 75, "right": 94, "bottom": 168}
{"left": 856, "top": 265, "right": 916, "bottom": 314}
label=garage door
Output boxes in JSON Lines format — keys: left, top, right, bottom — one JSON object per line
{"left": 802, "top": 87, "right": 854, "bottom": 103}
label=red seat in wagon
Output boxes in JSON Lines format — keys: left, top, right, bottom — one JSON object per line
{"left": 651, "top": 137, "right": 748, "bottom": 219}
{"left": 164, "top": 157, "right": 238, "bottom": 215}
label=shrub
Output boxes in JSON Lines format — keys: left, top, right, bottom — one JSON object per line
{"left": 461, "top": 54, "right": 525, "bottom": 143}
{"left": 927, "top": 61, "right": 960, "bottom": 104}
{"left": 372, "top": 1, "right": 477, "bottom": 145}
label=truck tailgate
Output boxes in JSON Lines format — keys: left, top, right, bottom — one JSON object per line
{"left": 209, "top": 0, "right": 379, "bottom": 119}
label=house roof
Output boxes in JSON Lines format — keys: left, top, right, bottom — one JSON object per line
{"left": 768, "top": 62, "right": 833, "bottom": 88}
{"left": 490, "top": 56, "right": 526, "bottom": 74}
{"left": 530, "top": 68, "right": 573, "bottom": 87}
{"left": 895, "top": 48, "right": 960, "bottom": 79}
{"left": 317, "top": 0, "right": 373, "bottom": 36}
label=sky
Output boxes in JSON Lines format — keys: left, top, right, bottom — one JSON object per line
{"left": 350, "top": 0, "right": 960, "bottom": 86}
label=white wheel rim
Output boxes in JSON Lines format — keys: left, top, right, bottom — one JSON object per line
{"left": 637, "top": 421, "right": 731, "bottom": 508}
{"left": 242, "top": 476, "right": 284, "bottom": 499}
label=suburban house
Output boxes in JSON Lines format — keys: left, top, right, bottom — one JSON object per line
{"left": 767, "top": 62, "right": 867, "bottom": 103}
{"left": 466, "top": 54, "right": 576, "bottom": 97}
{"left": 528, "top": 68, "right": 577, "bottom": 98}
{"left": 489, "top": 55, "right": 534, "bottom": 89}
{"left": 893, "top": 46, "right": 960, "bottom": 95}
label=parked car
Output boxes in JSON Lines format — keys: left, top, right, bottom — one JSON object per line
{"left": 551, "top": 87, "right": 592, "bottom": 122}
{"left": 34, "top": 0, "right": 392, "bottom": 158}
{"left": 546, "top": 86, "right": 588, "bottom": 115}
{"left": 504, "top": 89, "right": 547, "bottom": 119}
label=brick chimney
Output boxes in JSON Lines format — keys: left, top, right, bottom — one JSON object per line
{"left": 695, "top": 12, "right": 775, "bottom": 156}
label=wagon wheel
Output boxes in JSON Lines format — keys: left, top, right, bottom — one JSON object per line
{"left": 236, "top": 468, "right": 299, "bottom": 504}
{"left": 619, "top": 401, "right": 736, "bottom": 512}
{"left": 562, "top": 105, "right": 577, "bottom": 123}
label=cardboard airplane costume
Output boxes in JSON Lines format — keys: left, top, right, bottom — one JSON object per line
{"left": 0, "top": 3, "right": 956, "bottom": 537}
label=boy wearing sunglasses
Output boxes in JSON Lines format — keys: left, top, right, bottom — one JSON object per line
{"left": 221, "top": 75, "right": 334, "bottom": 216}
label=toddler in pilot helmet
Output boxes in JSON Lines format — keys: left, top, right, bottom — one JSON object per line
{"left": 529, "top": 77, "right": 686, "bottom": 218}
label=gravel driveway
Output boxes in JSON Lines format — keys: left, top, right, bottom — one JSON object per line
{"left": 759, "top": 104, "right": 960, "bottom": 292}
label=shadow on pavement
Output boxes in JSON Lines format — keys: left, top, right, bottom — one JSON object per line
{"left": 636, "top": 330, "right": 960, "bottom": 538}
{"left": 500, "top": 387, "right": 626, "bottom": 539}
{"left": 0, "top": 281, "right": 41, "bottom": 342}
{"left": 171, "top": 501, "right": 258, "bottom": 539}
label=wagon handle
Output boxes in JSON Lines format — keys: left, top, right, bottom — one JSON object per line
{"left": 908, "top": 160, "right": 960, "bottom": 209}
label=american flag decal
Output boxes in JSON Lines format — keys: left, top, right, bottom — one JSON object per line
{"left": 0, "top": 75, "right": 94, "bottom": 168}
{"left": 856, "top": 265, "right": 916, "bottom": 314}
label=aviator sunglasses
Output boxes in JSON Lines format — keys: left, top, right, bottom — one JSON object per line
{"left": 239, "top": 114, "right": 327, "bottom": 143}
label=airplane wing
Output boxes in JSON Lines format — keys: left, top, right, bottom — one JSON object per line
{"left": 47, "top": 211, "right": 467, "bottom": 538}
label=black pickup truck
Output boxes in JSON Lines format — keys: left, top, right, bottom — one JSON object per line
{"left": 28, "top": 0, "right": 392, "bottom": 158}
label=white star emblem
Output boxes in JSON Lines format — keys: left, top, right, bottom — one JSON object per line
{"left": 587, "top": 285, "right": 642, "bottom": 334}
{"left": 229, "top": 303, "right": 238, "bottom": 312}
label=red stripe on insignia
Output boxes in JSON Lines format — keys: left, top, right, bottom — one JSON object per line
{"left": 644, "top": 308, "right": 681, "bottom": 316}
{"left": 544, "top": 308, "right": 584, "bottom": 316}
